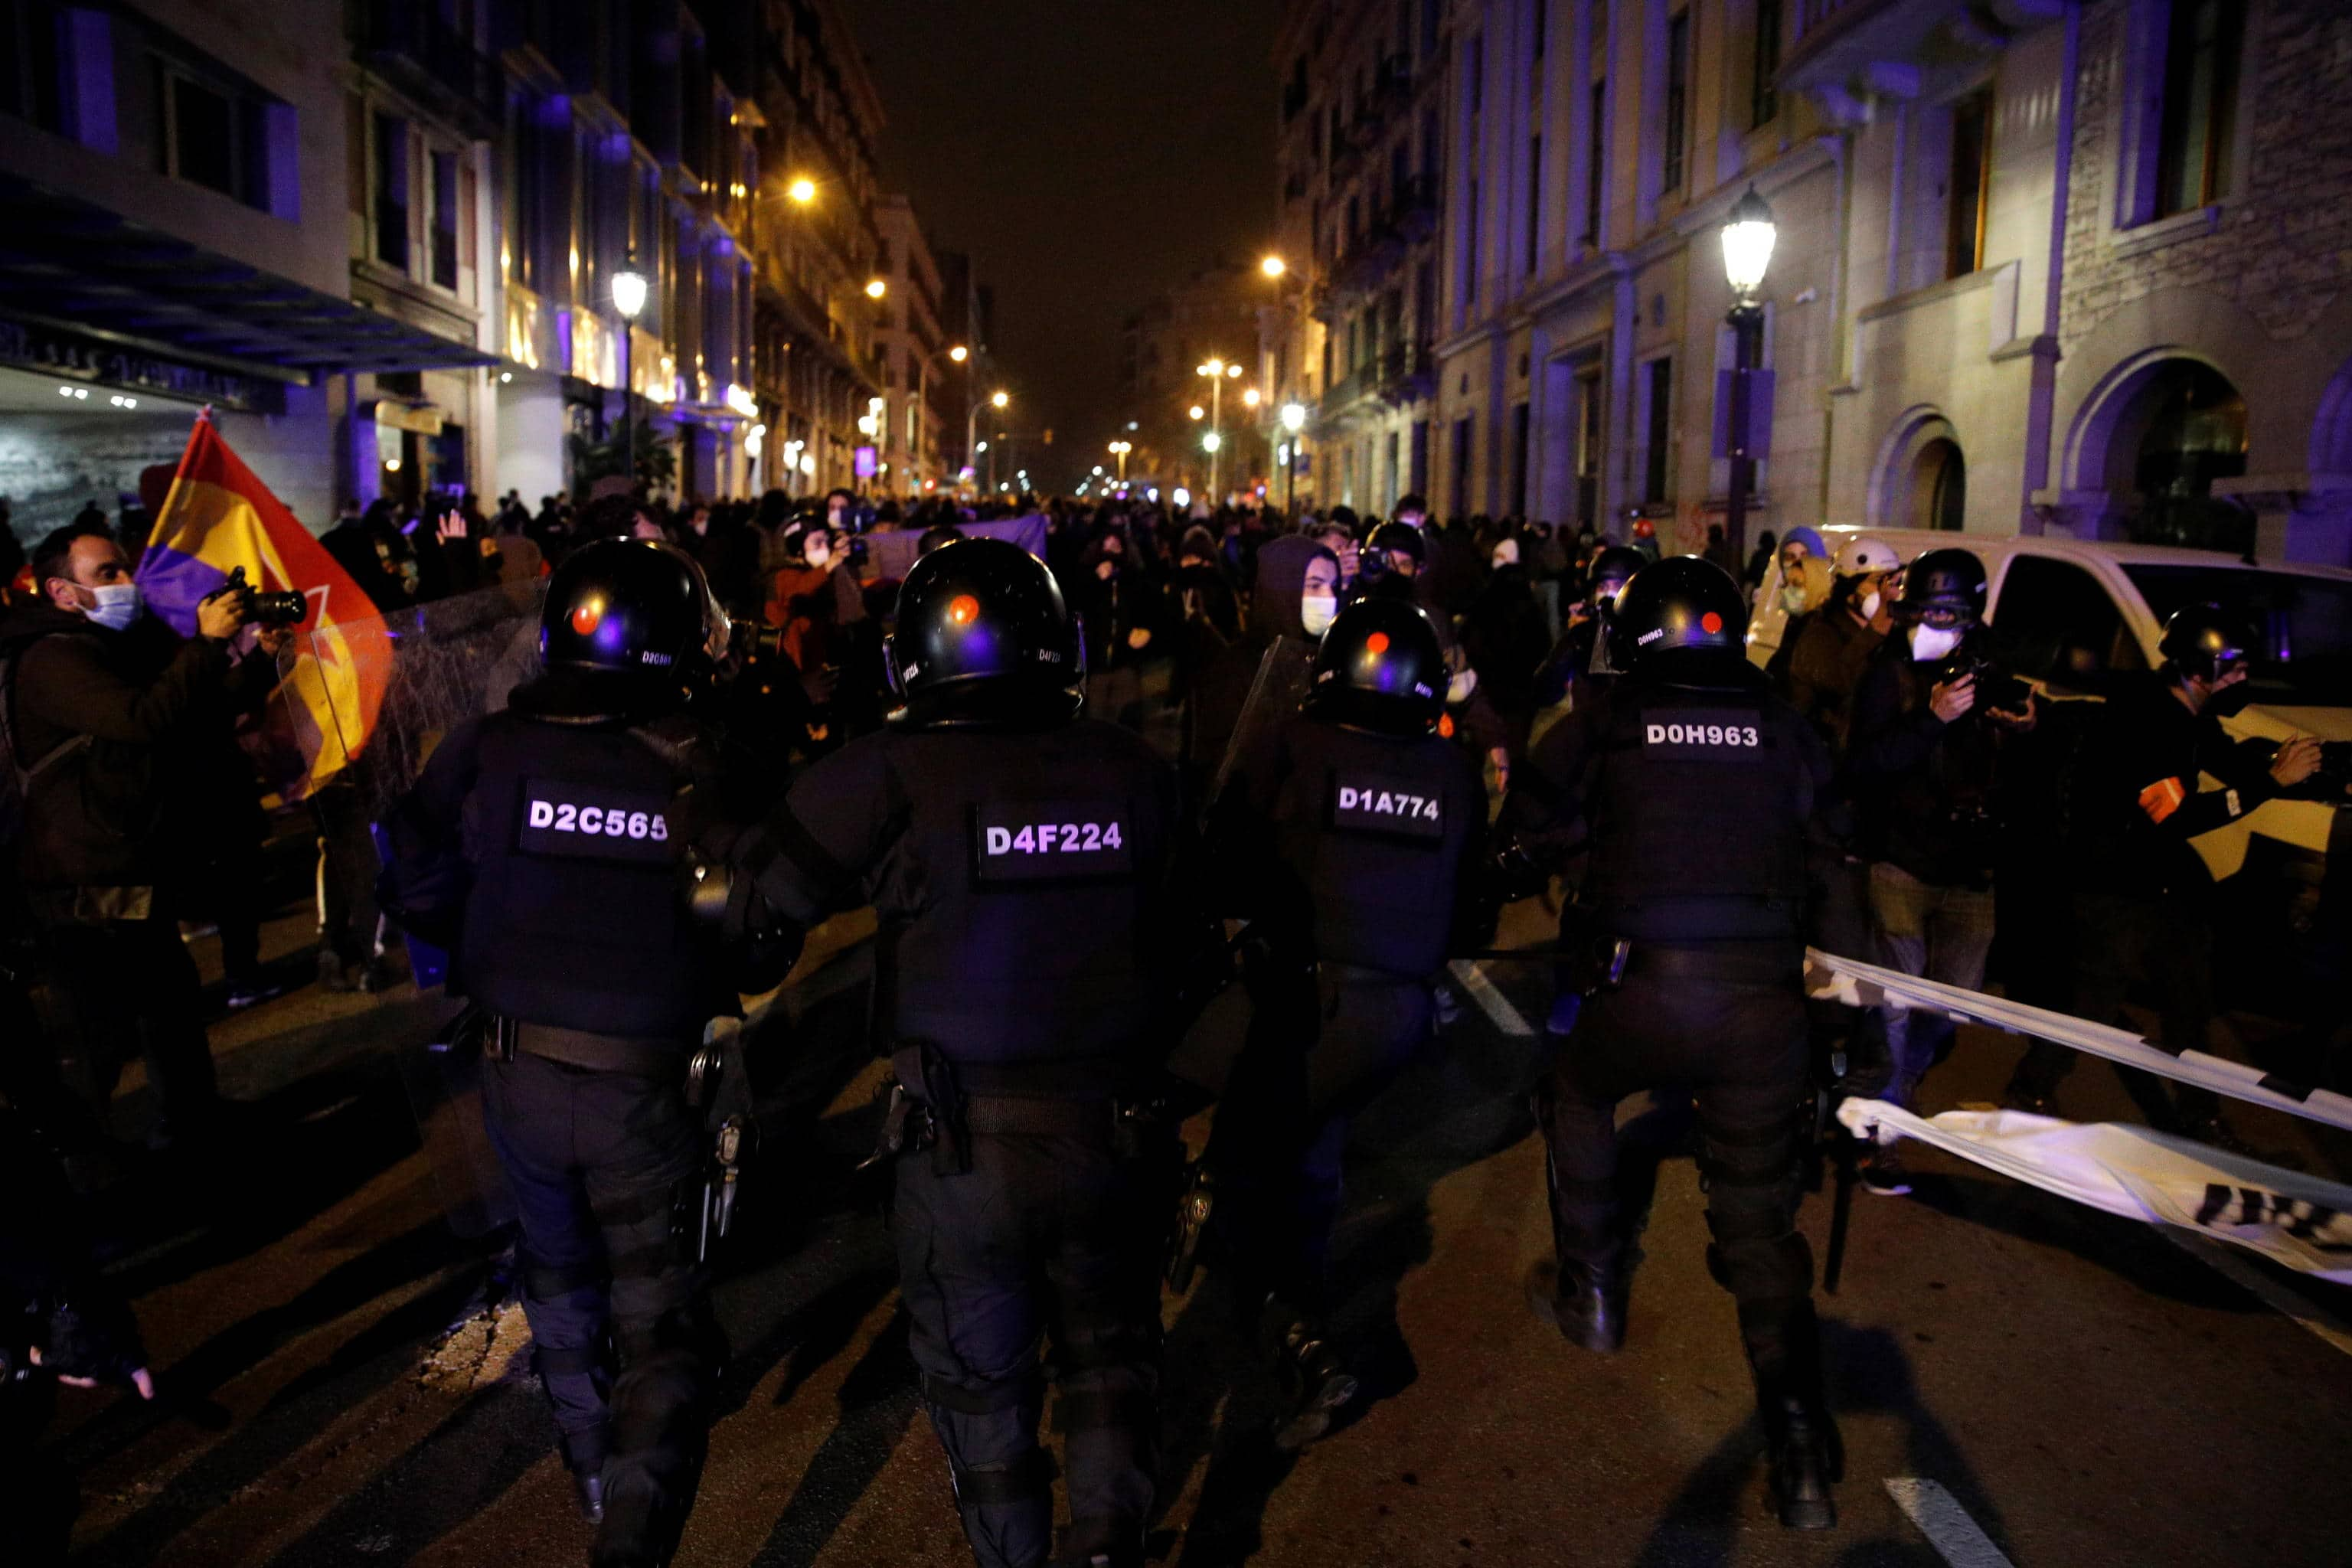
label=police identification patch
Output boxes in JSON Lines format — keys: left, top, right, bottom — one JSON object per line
{"left": 1328, "top": 773, "right": 1446, "bottom": 841}
{"left": 516, "top": 779, "right": 677, "bottom": 864}
{"left": 1640, "top": 708, "right": 1766, "bottom": 760}
{"left": 970, "top": 800, "right": 1135, "bottom": 885}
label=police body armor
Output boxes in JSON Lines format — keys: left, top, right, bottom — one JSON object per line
{"left": 1578, "top": 665, "right": 1814, "bottom": 947}
{"left": 1259, "top": 715, "right": 1481, "bottom": 979}
{"left": 844, "top": 720, "right": 1179, "bottom": 1093}
{"left": 446, "top": 710, "right": 727, "bottom": 1044}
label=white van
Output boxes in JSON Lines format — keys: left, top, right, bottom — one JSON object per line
{"left": 1747, "top": 528, "right": 2352, "bottom": 883}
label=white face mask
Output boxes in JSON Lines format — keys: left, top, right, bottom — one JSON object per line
{"left": 803, "top": 538, "right": 831, "bottom": 568}
{"left": 1299, "top": 591, "right": 1338, "bottom": 637}
{"left": 1780, "top": 584, "right": 1810, "bottom": 614}
{"left": 1447, "top": 668, "right": 1478, "bottom": 704}
{"left": 84, "top": 582, "right": 143, "bottom": 631}
{"left": 1908, "top": 623, "right": 1962, "bottom": 662}
{"left": 1859, "top": 590, "right": 1883, "bottom": 622}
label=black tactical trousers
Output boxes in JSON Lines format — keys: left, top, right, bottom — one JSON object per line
{"left": 40, "top": 914, "right": 218, "bottom": 1143}
{"left": 2011, "top": 890, "right": 2223, "bottom": 1127}
{"left": 893, "top": 1099, "right": 1161, "bottom": 1568}
{"left": 1211, "top": 963, "right": 1434, "bottom": 1312}
{"left": 1536, "top": 945, "right": 1820, "bottom": 1393}
{"left": 481, "top": 1053, "right": 711, "bottom": 1534}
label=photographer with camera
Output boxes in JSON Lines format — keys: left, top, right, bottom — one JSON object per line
{"left": 1846, "top": 549, "right": 2034, "bottom": 1193}
{"left": 2003, "top": 606, "right": 2323, "bottom": 1152}
{"left": 0, "top": 521, "right": 296, "bottom": 1150}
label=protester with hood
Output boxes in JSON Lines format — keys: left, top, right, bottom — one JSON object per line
{"left": 1192, "top": 534, "right": 1341, "bottom": 795}
{"left": 1770, "top": 527, "right": 1833, "bottom": 620}
{"left": 1074, "top": 530, "right": 1167, "bottom": 731}
{"left": 1462, "top": 537, "right": 1554, "bottom": 758}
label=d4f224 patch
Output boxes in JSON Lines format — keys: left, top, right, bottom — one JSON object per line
{"left": 1641, "top": 708, "right": 1766, "bottom": 760}
{"left": 515, "top": 779, "right": 676, "bottom": 864}
{"left": 970, "top": 799, "right": 1135, "bottom": 885}
{"left": 1328, "top": 773, "right": 1446, "bottom": 841}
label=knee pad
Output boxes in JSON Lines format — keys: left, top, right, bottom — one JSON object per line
{"left": 1705, "top": 1230, "right": 1814, "bottom": 1302}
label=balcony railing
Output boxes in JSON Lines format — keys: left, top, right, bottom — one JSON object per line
{"left": 1379, "top": 341, "right": 1434, "bottom": 406}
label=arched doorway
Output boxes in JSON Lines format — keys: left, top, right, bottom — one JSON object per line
{"left": 2064, "top": 358, "right": 2254, "bottom": 551}
{"left": 1908, "top": 438, "right": 1966, "bottom": 531}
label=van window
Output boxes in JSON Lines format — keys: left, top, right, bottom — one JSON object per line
{"left": 1991, "top": 556, "right": 2146, "bottom": 691}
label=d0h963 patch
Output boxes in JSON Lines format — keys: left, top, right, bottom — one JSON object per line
{"left": 1640, "top": 708, "right": 1767, "bottom": 760}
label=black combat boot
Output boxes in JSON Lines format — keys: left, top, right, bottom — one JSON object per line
{"left": 1524, "top": 1257, "right": 1626, "bottom": 1353}
{"left": 1762, "top": 1390, "right": 1841, "bottom": 1530}
{"left": 1263, "top": 1303, "right": 1357, "bottom": 1452}
{"left": 557, "top": 1428, "right": 608, "bottom": 1524}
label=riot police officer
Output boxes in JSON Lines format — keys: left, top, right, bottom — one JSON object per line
{"left": 1533, "top": 543, "right": 1646, "bottom": 710}
{"left": 1498, "top": 556, "right": 1841, "bottom": 1529}
{"left": 723, "top": 537, "right": 1185, "bottom": 1568}
{"left": 380, "top": 540, "right": 778, "bottom": 1566}
{"left": 1200, "top": 596, "right": 1488, "bottom": 1449}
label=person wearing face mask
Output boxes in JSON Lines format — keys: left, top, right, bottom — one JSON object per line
{"left": 2, "top": 522, "right": 293, "bottom": 1152}
{"left": 2002, "top": 606, "right": 2323, "bottom": 1152}
{"left": 1845, "top": 550, "right": 2034, "bottom": 1190}
{"left": 1767, "top": 527, "right": 1832, "bottom": 627}
{"left": 1463, "top": 537, "right": 1553, "bottom": 760}
{"left": 1781, "top": 538, "right": 1903, "bottom": 753}
{"left": 1534, "top": 544, "right": 1645, "bottom": 717}
{"left": 1074, "top": 531, "right": 1168, "bottom": 733}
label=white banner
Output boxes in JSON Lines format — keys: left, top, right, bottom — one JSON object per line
{"left": 1839, "top": 1099, "right": 2352, "bottom": 1284}
{"left": 1805, "top": 948, "right": 2352, "bottom": 1135}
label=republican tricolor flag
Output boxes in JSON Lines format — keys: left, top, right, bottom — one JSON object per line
{"left": 136, "top": 412, "right": 386, "bottom": 797}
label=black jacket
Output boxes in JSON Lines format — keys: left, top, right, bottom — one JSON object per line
{"left": 1847, "top": 633, "right": 2014, "bottom": 889}
{"left": 2067, "top": 671, "right": 2283, "bottom": 903}
{"left": 2, "top": 605, "right": 275, "bottom": 892}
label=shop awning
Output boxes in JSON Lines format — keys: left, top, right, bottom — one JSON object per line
{"left": 0, "top": 173, "right": 497, "bottom": 383}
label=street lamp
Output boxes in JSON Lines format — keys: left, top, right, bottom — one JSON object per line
{"left": 949, "top": 345, "right": 969, "bottom": 363}
{"left": 1260, "top": 254, "right": 1288, "bottom": 279}
{"left": 612, "top": 253, "right": 648, "bottom": 492}
{"left": 1719, "top": 185, "right": 1776, "bottom": 560}
{"left": 965, "top": 388, "right": 1011, "bottom": 495}
{"left": 1280, "top": 401, "right": 1308, "bottom": 517}
{"left": 787, "top": 176, "right": 818, "bottom": 204}
{"left": 910, "top": 343, "right": 973, "bottom": 494}
{"left": 1188, "top": 405, "right": 1204, "bottom": 420}
{"left": 1197, "top": 357, "right": 1244, "bottom": 500}
{"left": 1108, "top": 439, "right": 1132, "bottom": 480}
{"left": 865, "top": 278, "right": 888, "bottom": 300}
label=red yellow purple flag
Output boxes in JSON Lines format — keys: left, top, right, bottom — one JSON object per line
{"left": 136, "top": 411, "right": 386, "bottom": 797}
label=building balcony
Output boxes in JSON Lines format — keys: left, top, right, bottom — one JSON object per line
{"left": 1321, "top": 365, "right": 1378, "bottom": 417}
{"left": 1389, "top": 173, "right": 1439, "bottom": 243}
{"left": 1378, "top": 341, "right": 1434, "bottom": 407}
{"left": 359, "top": 0, "right": 504, "bottom": 139}
{"left": 1782, "top": 0, "right": 2064, "bottom": 119}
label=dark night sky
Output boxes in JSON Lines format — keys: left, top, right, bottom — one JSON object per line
{"left": 846, "top": 1, "right": 1279, "bottom": 491}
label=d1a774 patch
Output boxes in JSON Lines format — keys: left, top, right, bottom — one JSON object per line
{"left": 1328, "top": 772, "right": 1446, "bottom": 841}
{"left": 970, "top": 799, "right": 1135, "bottom": 885}
{"left": 515, "top": 779, "right": 677, "bottom": 864}
{"left": 1640, "top": 708, "right": 1766, "bottom": 760}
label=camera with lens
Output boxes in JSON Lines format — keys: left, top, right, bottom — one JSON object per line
{"left": 727, "top": 619, "right": 789, "bottom": 663}
{"left": 220, "top": 565, "right": 309, "bottom": 628}
{"left": 1939, "top": 646, "right": 2030, "bottom": 717}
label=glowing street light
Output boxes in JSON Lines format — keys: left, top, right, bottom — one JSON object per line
{"left": 865, "top": 278, "right": 888, "bottom": 299}
{"left": 1242, "top": 387, "right": 1261, "bottom": 409}
{"left": 1279, "top": 402, "right": 1309, "bottom": 515}
{"left": 1280, "top": 402, "right": 1308, "bottom": 432}
{"left": 991, "top": 390, "right": 1009, "bottom": 409}
{"left": 1720, "top": 185, "right": 1778, "bottom": 560}
{"left": 612, "top": 253, "right": 648, "bottom": 490}
{"left": 787, "top": 177, "right": 818, "bottom": 204}
{"left": 1188, "top": 404, "right": 1204, "bottom": 420}
{"left": 1201, "top": 431, "right": 1222, "bottom": 452}
{"left": 949, "top": 345, "right": 969, "bottom": 363}
{"left": 1107, "top": 439, "right": 1132, "bottom": 480}
{"left": 1260, "top": 254, "right": 1287, "bottom": 279}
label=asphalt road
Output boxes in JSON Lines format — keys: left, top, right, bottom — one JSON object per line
{"left": 41, "top": 896, "right": 2352, "bottom": 1568}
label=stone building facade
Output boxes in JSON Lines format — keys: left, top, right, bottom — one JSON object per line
{"left": 1274, "top": 0, "right": 2352, "bottom": 568}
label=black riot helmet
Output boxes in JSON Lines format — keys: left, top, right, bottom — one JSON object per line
{"left": 1305, "top": 596, "right": 1447, "bottom": 736}
{"left": 539, "top": 537, "right": 719, "bottom": 686}
{"left": 887, "top": 536, "right": 1083, "bottom": 727}
{"left": 1896, "top": 547, "right": 1989, "bottom": 626}
{"left": 1365, "top": 520, "right": 1428, "bottom": 576}
{"left": 2158, "top": 602, "right": 2256, "bottom": 684}
{"left": 1608, "top": 555, "right": 1748, "bottom": 670}
{"left": 1586, "top": 544, "right": 1648, "bottom": 601}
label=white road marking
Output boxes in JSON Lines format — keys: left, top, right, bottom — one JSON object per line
{"left": 1448, "top": 959, "right": 1536, "bottom": 1037}
{"left": 1885, "top": 1478, "right": 2017, "bottom": 1568}
{"left": 2164, "top": 1228, "right": 2352, "bottom": 1359}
